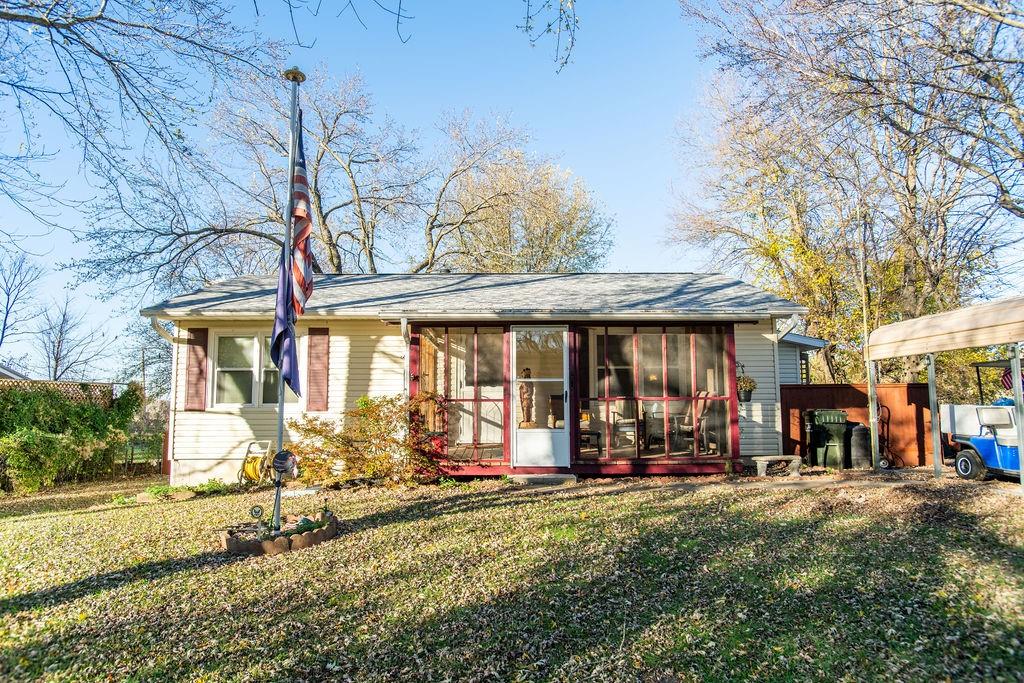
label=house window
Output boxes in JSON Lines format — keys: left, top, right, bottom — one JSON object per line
{"left": 213, "top": 334, "right": 299, "bottom": 406}
{"left": 417, "top": 326, "right": 505, "bottom": 462}
{"left": 262, "top": 337, "right": 299, "bottom": 405}
{"left": 215, "top": 335, "right": 256, "bottom": 405}
{"left": 577, "top": 325, "right": 733, "bottom": 460}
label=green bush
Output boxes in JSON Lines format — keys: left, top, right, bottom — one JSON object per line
{"left": 0, "top": 384, "right": 143, "bottom": 492}
{"left": 0, "top": 427, "right": 127, "bottom": 492}
{"left": 191, "top": 479, "right": 235, "bottom": 496}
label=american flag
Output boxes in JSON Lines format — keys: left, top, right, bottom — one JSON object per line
{"left": 1001, "top": 367, "right": 1022, "bottom": 391}
{"left": 290, "top": 110, "right": 314, "bottom": 316}
{"left": 270, "top": 109, "right": 315, "bottom": 397}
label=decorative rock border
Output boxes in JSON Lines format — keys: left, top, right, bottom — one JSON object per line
{"left": 220, "top": 511, "right": 339, "bottom": 556}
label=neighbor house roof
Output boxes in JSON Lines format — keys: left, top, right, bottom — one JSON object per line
{"left": 140, "top": 272, "right": 806, "bottom": 322}
{"left": 0, "top": 364, "right": 29, "bottom": 380}
{"left": 779, "top": 332, "right": 828, "bottom": 349}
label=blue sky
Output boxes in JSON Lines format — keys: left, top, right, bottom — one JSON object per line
{"left": 4, "top": 1, "right": 713, "bottom": 377}
{"left": 258, "top": 0, "right": 709, "bottom": 270}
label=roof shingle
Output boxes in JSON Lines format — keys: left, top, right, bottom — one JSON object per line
{"left": 140, "top": 272, "right": 805, "bottom": 321}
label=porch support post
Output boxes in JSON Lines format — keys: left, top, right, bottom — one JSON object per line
{"left": 867, "top": 357, "right": 880, "bottom": 470}
{"left": 1011, "top": 342, "right": 1024, "bottom": 490}
{"left": 926, "top": 353, "right": 942, "bottom": 478}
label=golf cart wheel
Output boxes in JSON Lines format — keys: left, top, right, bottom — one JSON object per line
{"left": 879, "top": 457, "right": 890, "bottom": 469}
{"left": 954, "top": 449, "right": 987, "bottom": 481}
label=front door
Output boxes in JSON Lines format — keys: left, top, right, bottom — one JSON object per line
{"left": 511, "top": 326, "right": 570, "bottom": 467}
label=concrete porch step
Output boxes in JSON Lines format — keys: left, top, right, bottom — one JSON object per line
{"left": 508, "top": 474, "right": 578, "bottom": 487}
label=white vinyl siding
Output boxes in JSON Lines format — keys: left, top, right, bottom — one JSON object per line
{"left": 169, "top": 320, "right": 405, "bottom": 486}
{"left": 734, "top": 320, "right": 782, "bottom": 456}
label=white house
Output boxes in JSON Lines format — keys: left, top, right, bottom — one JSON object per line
{"left": 141, "top": 273, "right": 807, "bottom": 485}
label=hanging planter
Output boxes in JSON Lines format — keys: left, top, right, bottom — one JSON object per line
{"left": 737, "top": 374, "right": 757, "bottom": 403}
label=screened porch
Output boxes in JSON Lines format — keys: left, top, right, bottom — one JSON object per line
{"left": 409, "top": 324, "right": 739, "bottom": 469}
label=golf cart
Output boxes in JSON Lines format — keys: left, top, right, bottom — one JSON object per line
{"left": 941, "top": 404, "right": 1020, "bottom": 480}
{"left": 865, "top": 295, "right": 1024, "bottom": 491}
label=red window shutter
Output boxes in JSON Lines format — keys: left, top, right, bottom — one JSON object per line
{"left": 306, "top": 328, "right": 330, "bottom": 411}
{"left": 184, "top": 328, "right": 208, "bottom": 411}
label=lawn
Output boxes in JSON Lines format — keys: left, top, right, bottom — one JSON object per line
{"left": 1, "top": 474, "right": 1023, "bottom": 682}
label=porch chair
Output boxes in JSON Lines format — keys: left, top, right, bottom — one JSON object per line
{"left": 611, "top": 400, "right": 643, "bottom": 449}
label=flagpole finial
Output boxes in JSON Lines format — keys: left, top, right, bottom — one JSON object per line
{"left": 283, "top": 67, "right": 306, "bottom": 83}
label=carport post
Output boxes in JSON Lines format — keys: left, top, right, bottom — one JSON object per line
{"left": 867, "top": 358, "right": 880, "bottom": 470}
{"left": 926, "top": 353, "right": 942, "bottom": 478}
{"left": 1012, "top": 342, "right": 1024, "bottom": 490}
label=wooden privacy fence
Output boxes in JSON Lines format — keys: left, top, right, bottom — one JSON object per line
{"left": 780, "top": 383, "right": 934, "bottom": 467}
{"left": 0, "top": 379, "right": 115, "bottom": 406}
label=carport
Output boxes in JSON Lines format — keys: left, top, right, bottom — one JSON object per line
{"left": 865, "top": 296, "right": 1024, "bottom": 488}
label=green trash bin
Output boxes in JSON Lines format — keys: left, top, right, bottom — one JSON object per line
{"left": 812, "top": 409, "right": 849, "bottom": 469}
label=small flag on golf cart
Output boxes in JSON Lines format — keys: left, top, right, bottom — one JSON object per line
{"left": 1001, "top": 367, "right": 1023, "bottom": 391}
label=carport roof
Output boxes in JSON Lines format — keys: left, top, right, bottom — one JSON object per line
{"left": 866, "top": 296, "right": 1024, "bottom": 360}
{"left": 140, "top": 272, "right": 806, "bottom": 322}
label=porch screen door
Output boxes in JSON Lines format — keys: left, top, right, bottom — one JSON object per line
{"left": 511, "top": 326, "right": 570, "bottom": 467}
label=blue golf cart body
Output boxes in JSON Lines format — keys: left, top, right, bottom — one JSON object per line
{"left": 946, "top": 405, "right": 1020, "bottom": 479}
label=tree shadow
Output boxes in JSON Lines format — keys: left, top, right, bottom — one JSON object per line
{"left": 0, "top": 475, "right": 166, "bottom": 520}
{"left": 2, "top": 482, "right": 1022, "bottom": 681}
{"left": 0, "top": 552, "right": 247, "bottom": 616}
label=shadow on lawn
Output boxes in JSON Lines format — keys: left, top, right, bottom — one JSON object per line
{"left": 2, "top": 483, "right": 1023, "bottom": 681}
{"left": 0, "top": 475, "right": 165, "bottom": 520}
{"left": 0, "top": 552, "right": 248, "bottom": 615}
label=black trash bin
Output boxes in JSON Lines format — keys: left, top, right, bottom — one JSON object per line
{"left": 850, "top": 423, "right": 872, "bottom": 469}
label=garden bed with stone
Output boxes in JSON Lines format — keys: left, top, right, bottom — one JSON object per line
{"left": 219, "top": 510, "right": 339, "bottom": 555}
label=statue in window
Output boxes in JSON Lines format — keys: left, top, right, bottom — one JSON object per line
{"left": 518, "top": 367, "right": 535, "bottom": 426}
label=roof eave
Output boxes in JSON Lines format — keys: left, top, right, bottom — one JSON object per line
{"left": 141, "top": 308, "right": 805, "bottom": 322}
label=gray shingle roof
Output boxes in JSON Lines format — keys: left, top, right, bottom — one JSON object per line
{"left": 140, "top": 272, "right": 805, "bottom": 321}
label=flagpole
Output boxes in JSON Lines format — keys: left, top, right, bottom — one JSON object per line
{"left": 274, "top": 66, "right": 306, "bottom": 534}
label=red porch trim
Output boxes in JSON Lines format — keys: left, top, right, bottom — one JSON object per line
{"left": 503, "top": 328, "right": 512, "bottom": 463}
{"left": 568, "top": 327, "right": 580, "bottom": 464}
{"left": 726, "top": 325, "right": 741, "bottom": 462}
{"left": 438, "top": 461, "right": 736, "bottom": 477}
{"left": 411, "top": 320, "right": 745, "bottom": 473}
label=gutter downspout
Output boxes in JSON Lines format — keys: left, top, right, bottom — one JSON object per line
{"left": 165, "top": 321, "right": 180, "bottom": 484}
{"left": 775, "top": 314, "right": 800, "bottom": 342}
{"left": 144, "top": 314, "right": 185, "bottom": 482}
{"left": 147, "top": 315, "right": 185, "bottom": 344}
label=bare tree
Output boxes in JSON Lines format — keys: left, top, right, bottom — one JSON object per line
{"left": 681, "top": 0, "right": 1024, "bottom": 219}
{"left": 34, "top": 296, "right": 105, "bottom": 381}
{"left": 446, "top": 150, "right": 614, "bottom": 272}
{"left": 0, "top": 2, "right": 275, "bottom": 215}
{"left": 116, "top": 319, "right": 173, "bottom": 399}
{"left": 74, "top": 72, "right": 540, "bottom": 294}
{"left": 672, "top": 83, "right": 1012, "bottom": 381}
{"left": 519, "top": 0, "right": 581, "bottom": 71}
{"left": 0, "top": 253, "right": 44, "bottom": 355}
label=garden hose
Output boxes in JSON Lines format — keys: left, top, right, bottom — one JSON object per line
{"left": 240, "top": 455, "right": 264, "bottom": 483}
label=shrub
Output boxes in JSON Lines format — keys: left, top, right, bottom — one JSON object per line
{"left": 191, "top": 479, "right": 235, "bottom": 496}
{"left": 289, "top": 392, "right": 445, "bottom": 486}
{"left": 0, "top": 427, "right": 127, "bottom": 492}
{"left": 0, "top": 383, "right": 142, "bottom": 492}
